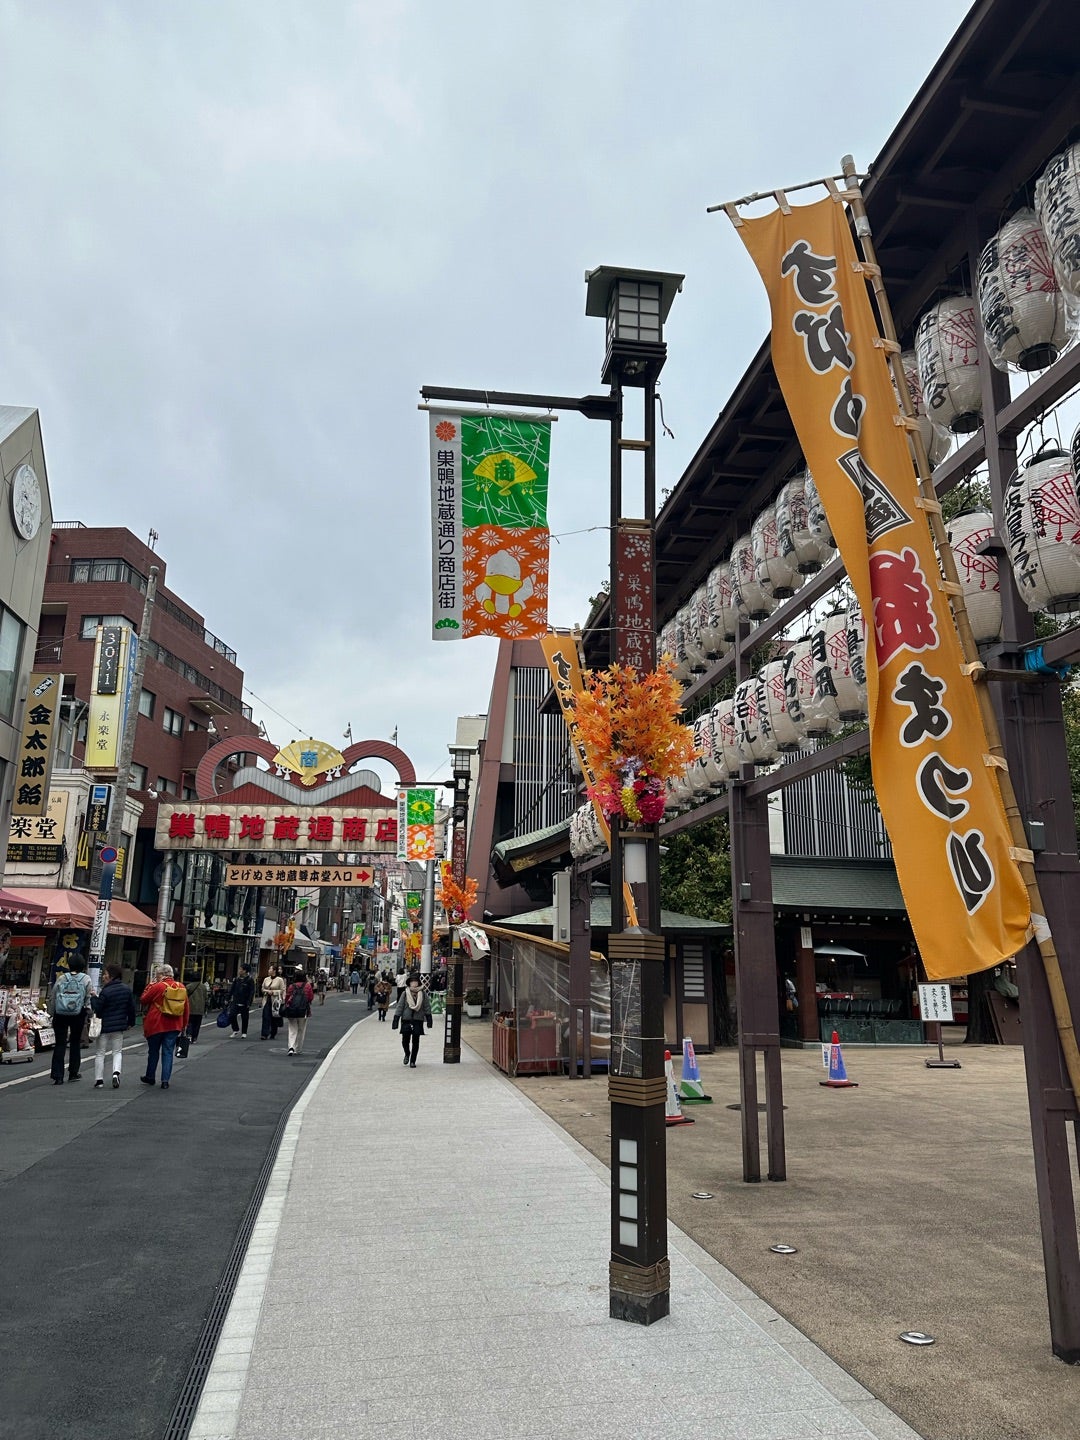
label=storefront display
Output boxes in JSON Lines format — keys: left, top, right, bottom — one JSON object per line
{"left": 0, "top": 987, "right": 54, "bottom": 1059}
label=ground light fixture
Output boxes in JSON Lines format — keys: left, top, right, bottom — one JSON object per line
{"left": 690, "top": 1192, "right": 715, "bottom": 1200}
{"left": 769, "top": 1244, "right": 798, "bottom": 1255}
{"left": 899, "top": 1331, "right": 936, "bottom": 1346}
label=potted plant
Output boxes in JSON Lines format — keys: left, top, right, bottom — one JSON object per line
{"left": 464, "top": 987, "right": 484, "bottom": 1019}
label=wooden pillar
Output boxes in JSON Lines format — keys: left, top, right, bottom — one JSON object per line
{"left": 795, "top": 932, "right": 819, "bottom": 1042}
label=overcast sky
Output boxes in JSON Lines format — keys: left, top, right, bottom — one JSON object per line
{"left": 0, "top": 0, "right": 972, "bottom": 793}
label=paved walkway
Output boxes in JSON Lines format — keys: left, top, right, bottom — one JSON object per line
{"left": 189, "top": 1015, "right": 922, "bottom": 1440}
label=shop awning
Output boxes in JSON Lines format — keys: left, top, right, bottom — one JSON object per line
{"left": 0, "top": 888, "right": 49, "bottom": 923}
{"left": 1, "top": 888, "right": 156, "bottom": 939}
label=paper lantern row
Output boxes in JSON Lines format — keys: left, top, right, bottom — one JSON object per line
{"left": 659, "top": 470, "right": 838, "bottom": 681}
{"left": 914, "top": 143, "right": 1080, "bottom": 437}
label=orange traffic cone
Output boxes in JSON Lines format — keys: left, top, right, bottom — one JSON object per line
{"left": 820, "top": 1030, "right": 859, "bottom": 1088}
{"left": 665, "top": 1049, "right": 695, "bottom": 1125}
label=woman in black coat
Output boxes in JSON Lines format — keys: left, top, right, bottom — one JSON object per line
{"left": 392, "top": 974, "right": 433, "bottom": 1067}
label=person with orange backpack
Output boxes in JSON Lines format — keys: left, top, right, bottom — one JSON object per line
{"left": 139, "top": 963, "right": 189, "bottom": 1090}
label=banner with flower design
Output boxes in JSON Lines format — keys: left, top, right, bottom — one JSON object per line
{"left": 396, "top": 787, "right": 436, "bottom": 861}
{"left": 429, "top": 411, "right": 551, "bottom": 640}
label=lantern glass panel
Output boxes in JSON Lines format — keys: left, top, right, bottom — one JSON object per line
{"left": 610, "top": 959, "right": 643, "bottom": 1077}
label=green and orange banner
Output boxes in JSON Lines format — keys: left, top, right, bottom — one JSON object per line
{"left": 735, "top": 194, "right": 1029, "bottom": 979}
{"left": 430, "top": 412, "right": 551, "bottom": 640}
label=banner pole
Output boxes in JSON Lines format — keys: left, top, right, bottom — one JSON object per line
{"left": 837, "top": 155, "right": 1080, "bottom": 1105}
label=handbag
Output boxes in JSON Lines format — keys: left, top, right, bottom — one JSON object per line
{"left": 216, "top": 1008, "right": 231, "bottom": 1029}
{"left": 88, "top": 1015, "right": 102, "bottom": 1040}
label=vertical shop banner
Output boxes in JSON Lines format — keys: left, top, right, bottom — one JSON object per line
{"left": 397, "top": 787, "right": 436, "bottom": 861}
{"left": 86, "top": 625, "right": 132, "bottom": 771}
{"left": 11, "top": 673, "right": 62, "bottom": 816}
{"left": 613, "top": 521, "right": 655, "bottom": 670}
{"left": 735, "top": 195, "right": 1029, "bottom": 979}
{"left": 429, "top": 412, "right": 551, "bottom": 640}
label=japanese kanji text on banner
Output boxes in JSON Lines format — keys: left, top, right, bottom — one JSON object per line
{"left": 430, "top": 412, "right": 551, "bottom": 640}
{"left": 397, "top": 787, "right": 436, "bottom": 861}
{"left": 735, "top": 195, "right": 1029, "bottom": 979}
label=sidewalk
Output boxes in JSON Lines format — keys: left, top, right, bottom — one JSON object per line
{"left": 189, "top": 1015, "right": 921, "bottom": 1440}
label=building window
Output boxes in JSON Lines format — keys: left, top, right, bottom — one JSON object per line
{"left": 162, "top": 706, "right": 183, "bottom": 737}
{"left": 130, "top": 763, "right": 148, "bottom": 790}
{"left": 182, "top": 785, "right": 197, "bottom": 801}
{"left": 138, "top": 689, "right": 155, "bottom": 718}
{"left": 0, "top": 605, "right": 26, "bottom": 721}
{"left": 80, "top": 613, "right": 128, "bottom": 641}
{"left": 156, "top": 776, "right": 178, "bottom": 796}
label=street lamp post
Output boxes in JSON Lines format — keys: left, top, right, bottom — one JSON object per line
{"left": 420, "top": 262, "right": 681, "bottom": 1322}
{"left": 443, "top": 743, "right": 475, "bottom": 1063}
{"left": 585, "top": 265, "right": 682, "bottom": 1325}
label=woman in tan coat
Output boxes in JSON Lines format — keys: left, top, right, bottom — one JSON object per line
{"left": 261, "top": 964, "right": 286, "bottom": 1040}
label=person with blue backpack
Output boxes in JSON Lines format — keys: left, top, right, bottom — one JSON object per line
{"left": 48, "top": 956, "right": 91, "bottom": 1085}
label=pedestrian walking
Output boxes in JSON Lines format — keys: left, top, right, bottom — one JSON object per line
{"left": 282, "top": 967, "right": 313, "bottom": 1054}
{"left": 366, "top": 970, "right": 377, "bottom": 1010}
{"left": 374, "top": 975, "right": 391, "bottom": 1020}
{"left": 139, "top": 964, "right": 189, "bottom": 1089}
{"left": 392, "top": 974, "right": 433, "bottom": 1067}
{"left": 184, "top": 970, "right": 210, "bottom": 1043}
{"left": 261, "top": 964, "right": 285, "bottom": 1039}
{"left": 228, "top": 965, "right": 256, "bottom": 1037}
{"left": 316, "top": 969, "right": 328, "bottom": 1006}
{"left": 47, "top": 957, "right": 91, "bottom": 1085}
{"left": 349, "top": 967, "right": 361, "bottom": 996}
{"left": 91, "top": 962, "right": 136, "bottom": 1088}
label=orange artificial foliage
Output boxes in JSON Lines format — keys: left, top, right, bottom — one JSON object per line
{"left": 571, "top": 660, "right": 698, "bottom": 822}
{"left": 437, "top": 863, "right": 479, "bottom": 924}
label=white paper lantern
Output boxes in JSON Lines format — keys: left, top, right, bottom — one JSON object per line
{"left": 570, "top": 805, "right": 604, "bottom": 860}
{"left": 689, "top": 710, "right": 727, "bottom": 790}
{"left": 1035, "top": 142, "right": 1080, "bottom": 304}
{"left": 671, "top": 605, "right": 692, "bottom": 681}
{"left": 733, "top": 676, "right": 778, "bottom": 766}
{"left": 977, "top": 208, "right": 1071, "bottom": 373}
{"left": 1072, "top": 420, "right": 1080, "bottom": 482}
{"left": 752, "top": 504, "right": 802, "bottom": 599}
{"left": 804, "top": 470, "right": 837, "bottom": 553}
{"left": 786, "top": 631, "right": 841, "bottom": 738}
{"left": 899, "top": 350, "right": 951, "bottom": 468}
{"left": 730, "top": 533, "right": 776, "bottom": 621}
{"left": 758, "top": 658, "right": 803, "bottom": 752}
{"left": 658, "top": 617, "right": 678, "bottom": 667}
{"left": 690, "top": 579, "right": 725, "bottom": 660}
{"left": 775, "top": 472, "right": 829, "bottom": 573}
{"left": 829, "top": 607, "right": 869, "bottom": 720}
{"left": 946, "top": 509, "right": 1001, "bottom": 644}
{"left": 837, "top": 602, "right": 869, "bottom": 721}
{"left": 666, "top": 771, "right": 694, "bottom": 813}
{"left": 708, "top": 558, "right": 739, "bottom": 640}
{"left": 915, "top": 296, "right": 982, "bottom": 434}
{"left": 679, "top": 601, "right": 706, "bottom": 673}
{"left": 1002, "top": 448, "right": 1080, "bottom": 613}
{"left": 713, "top": 698, "right": 742, "bottom": 776}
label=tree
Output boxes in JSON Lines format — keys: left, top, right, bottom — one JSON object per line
{"left": 659, "top": 815, "right": 731, "bottom": 925}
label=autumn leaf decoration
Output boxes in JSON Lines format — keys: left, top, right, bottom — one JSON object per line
{"left": 438, "top": 862, "right": 479, "bottom": 924}
{"left": 572, "top": 660, "right": 698, "bottom": 824}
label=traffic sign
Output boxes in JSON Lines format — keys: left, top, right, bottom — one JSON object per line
{"left": 99, "top": 845, "right": 118, "bottom": 864}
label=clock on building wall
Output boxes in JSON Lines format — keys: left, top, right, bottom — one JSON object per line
{"left": 10, "top": 462, "right": 42, "bottom": 540}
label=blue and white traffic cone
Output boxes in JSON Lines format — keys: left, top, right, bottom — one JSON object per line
{"left": 665, "top": 1049, "right": 695, "bottom": 1126}
{"left": 819, "top": 1030, "right": 859, "bottom": 1088}
{"left": 679, "top": 1036, "right": 712, "bottom": 1103}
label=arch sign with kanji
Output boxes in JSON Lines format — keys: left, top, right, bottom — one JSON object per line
{"left": 154, "top": 734, "right": 418, "bottom": 856}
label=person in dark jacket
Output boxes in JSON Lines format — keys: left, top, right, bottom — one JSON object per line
{"left": 229, "top": 965, "right": 256, "bottom": 1037}
{"left": 392, "top": 974, "right": 433, "bottom": 1067}
{"left": 185, "top": 971, "right": 210, "bottom": 1043}
{"left": 91, "top": 962, "right": 137, "bottom": 1089}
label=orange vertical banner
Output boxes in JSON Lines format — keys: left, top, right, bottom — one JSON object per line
{"left": 735, "top": 194, "right": 1029, "bottom": 979}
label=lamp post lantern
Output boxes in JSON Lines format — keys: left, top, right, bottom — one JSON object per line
{"left": 443, "top": 742, "right": 476, "bottom": 1063}
{"left": 586, "top": 264, "right": 682, "bottom": 1326}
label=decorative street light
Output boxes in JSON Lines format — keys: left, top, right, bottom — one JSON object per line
{"left": 420, "top": 260, "right": 682, "bottom": 1322}
{"left": 586, "top": 264, "right": 682, "bottom": 1326}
